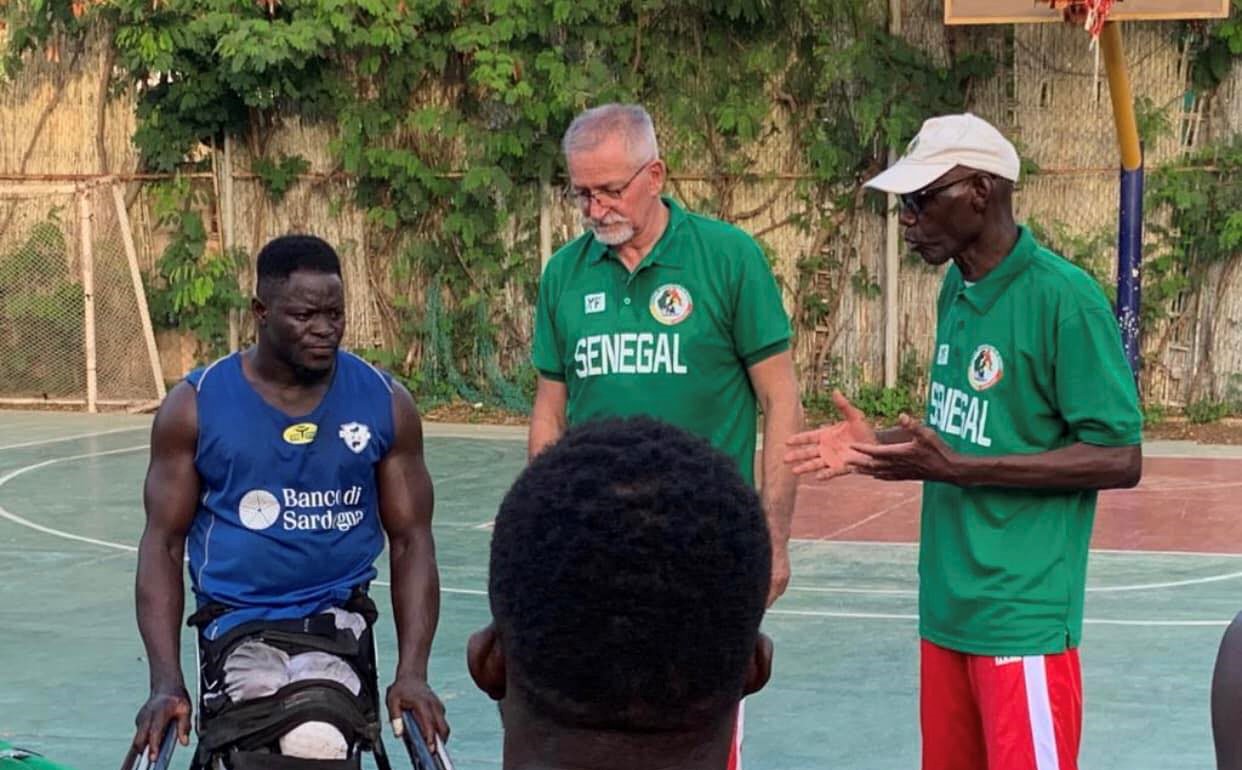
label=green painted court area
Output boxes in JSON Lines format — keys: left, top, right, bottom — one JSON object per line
{"left": 1, "top": 411, "right": 1237, "bottom": 769}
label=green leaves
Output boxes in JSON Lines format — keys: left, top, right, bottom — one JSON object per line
{"left": 7, "top": 0, "right": 1233, "bottom": 409}
{"left": 252, "top": 153, "right": 311, "bottom": 202}
{"left": 144, "top": 179, "right": 247, "bottom": 356}
{"left": 1144, "top": 134, "right": 1242, "bottom": 329}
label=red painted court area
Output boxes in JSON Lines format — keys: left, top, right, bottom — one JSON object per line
{"left": 792, "top": 456, "right": 1242, "bottom": 554}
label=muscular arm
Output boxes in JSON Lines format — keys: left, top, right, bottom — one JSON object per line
{"left": 133, "top": 382, "right": 199, "bottom": 755}
{"left": 851, "top": 415, "right": 1142, "bottom": 491}
{"left": 748, "top": 351, "right": 803, "bottom": 605}
{"left": 527, "top": 375, "right": 568, "bottom": 459}
{"left": 378, "top": 383, "right": 448, "bottom": 741}
{"left": 953, "top": 442, "right": 1142, "bottom": 490}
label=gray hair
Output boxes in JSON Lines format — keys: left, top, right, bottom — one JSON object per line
{"left": 562, "top": 103, "right": 660, "bottom": 164}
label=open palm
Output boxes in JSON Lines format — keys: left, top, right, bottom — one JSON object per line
{"left": 784, "top": 391, "right": 876, "bottom": 480}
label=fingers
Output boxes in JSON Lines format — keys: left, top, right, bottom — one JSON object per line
{"left": 912, "top": 421, "right": 940, "bottom": 444}
{"left": 387, "top": 685, "right": 449, "bottom": 744}
{"left": 766, "top": 553, "right": 791, "bottom": 607}
{"left": 176, "top": 701, "right": 192, "bottom": 747}
{"left": 766, "top": 577, "right": 788, "bottom": 608}
{"left": 783, "top": 445, "right": 822, "bottom": 464}
{"left": 832, "top": 390, "right": 864, "bottom": 422}
{"left": 791, "top": 457, "right": 827, "bottom": 475}
{"left": 785, "top": 429, "right": 825, "bottom": 448}
{"left": 850, "top": 441, "right": 914, "bottom": 458}
{"left": 385, "top": 689, "right": 401, "bottom": 733}
{"left": 848, "top": 457, "right": 881, "bottom": 474}
{"left": 132, "top": 712, "right": 154, "bottom": 756}
{"left": 435, "top": 704, "right": 450, "bottom": 741}
{"left": 813, "top": 465, "right": 853, "bottom": 482}
{"left": 417, "top": 704, "right": 436, "bottom": 747}
{"left": 145, "top": 718, "right": 166, "bottom": 761}
{"left": 424, "top": 695, "right": 450, "bottom": 741}
{"left": 413, "top": 700, "right": 448, "bottom": 745}
{"left": 900, "top": 413, "right": 938, "bottom": 442}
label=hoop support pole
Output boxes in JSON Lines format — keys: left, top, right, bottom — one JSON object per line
{"left": 1101, "top": 21, "right": 1143, "bottom": 379}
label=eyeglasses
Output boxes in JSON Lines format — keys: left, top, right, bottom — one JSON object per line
{"left": 567, "top": 160, "right": 655, "bottom": 209}
{"left": 899, "top": 174, "right": 993, "bottom": 216}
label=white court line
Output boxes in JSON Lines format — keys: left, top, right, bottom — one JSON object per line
{"left": 0, "top": 446, "right": 1235, "bottom": 628}
{"left": 1087, "top": 571, "right": 1242, "bottom": 592}
{"left": 787, "top": 569, "right": 1242, "bottom": 595}
{"left": 0, "top": 426, "right": 147, "bottom": 451}
{"left": 397, "top": 594, "right": 1231, "bottom": 629}
{"left": 765, "top": 609, "right": 1229, "bottom": 627}
{"left": 787, "top": 585, "right": 915, "bottom": 596}
{"left": 0, "top": 445, "right": 148, "bottom": 552}
{"left": 791, "top": 538, "right": 1242, "bottom": 560}
{"left": 818, "top": 492, "right": 920, "bottom": 540}
{"left": 372, "top": 580, "right": 487, "bottom": 597}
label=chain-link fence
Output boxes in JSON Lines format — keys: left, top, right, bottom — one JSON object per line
{"left": 0, "top": 182, "right": 164, "bottom": 409}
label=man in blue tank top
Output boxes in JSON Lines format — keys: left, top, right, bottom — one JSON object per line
{"left": 130, "top": 236, "right": 447, "bottom": 761}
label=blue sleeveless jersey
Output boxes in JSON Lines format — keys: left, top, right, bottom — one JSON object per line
{"left": 185, "top": 351, "right": 394, "bottom": 639}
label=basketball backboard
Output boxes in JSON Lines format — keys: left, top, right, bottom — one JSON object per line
{"left": 944, "top": 0, "right": 1230, "bottom": 25}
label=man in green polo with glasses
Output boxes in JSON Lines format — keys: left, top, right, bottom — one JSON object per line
{"left": 785, "top": 113, "right": 1142, "bottom": 770}
{"left": 529, "top": 103, "right": 803, "bottom": 767}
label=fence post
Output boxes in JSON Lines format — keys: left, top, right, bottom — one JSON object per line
{"left": 539, "top": 176, "right": 554, "bottom": 273}
{"left": 78, "top": 186, "right": 98, "bottom": 413}
{"left": 112, "top": 182, "right": 167, "bottom": 399}
{"left": 883, "top": 0, "right": 902, "bottom": 388}
{"left": 222, "top": 133, "right": 240, "bottom": 351}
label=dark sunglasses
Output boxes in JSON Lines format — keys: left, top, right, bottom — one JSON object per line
{"left": 900, "top": 174, "right": 995, "bottom": 216}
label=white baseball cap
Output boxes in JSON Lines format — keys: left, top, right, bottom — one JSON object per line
{"left": 863, "top": 113, "right": 1020, "bottom": 194}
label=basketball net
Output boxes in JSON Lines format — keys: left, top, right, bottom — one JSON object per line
{"left": 1046, "top": 0, "right": 1117, "bottom": 42}
{"left": 1047, "top": 0, "right": 1116, "bottom": 89}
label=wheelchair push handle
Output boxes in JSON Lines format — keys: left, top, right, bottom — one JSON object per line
{"left": 120, "top": 724, "right": 176, "bottom": 770}
{"left": 400, "top": 709, "right": 454, "bottom": 770}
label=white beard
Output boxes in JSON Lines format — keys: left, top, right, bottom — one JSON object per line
{"left": 585, "top": 216, "right": 635, "bottom": 246}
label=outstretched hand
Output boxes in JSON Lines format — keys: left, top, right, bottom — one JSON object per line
{"left": 848, "top": 413, "right": 961, "bottom": 483}
{"left": 783, "top": 390, "right": 876, "bottom": 480}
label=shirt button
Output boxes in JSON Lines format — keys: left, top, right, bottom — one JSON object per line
{"left": 624, "top": 297, "right": 632, "bottom": 305}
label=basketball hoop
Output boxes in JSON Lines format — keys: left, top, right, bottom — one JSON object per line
{"left": 1044, "top": 0, "right": 1118, "bottom": 41}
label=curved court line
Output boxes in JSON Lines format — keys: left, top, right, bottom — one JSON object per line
{"left": 1, "top": 446, "right": 1235, "bottom": 629}
{"left": 0, "top": 444, "right": 148, "bottom": 552}
{"left": 0, "top": 426, "right": 147, "bottom": 452}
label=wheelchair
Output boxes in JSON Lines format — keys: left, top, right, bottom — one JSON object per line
{"left": 124, "top": 590, "right": 450, "bottom": 770}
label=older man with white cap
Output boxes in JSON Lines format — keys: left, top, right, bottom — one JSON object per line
{"left": 785, "top": 113, "right": 1143, "bottom": 770}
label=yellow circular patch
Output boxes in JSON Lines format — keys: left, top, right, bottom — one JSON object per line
{"left": 282, "top": 422, "right": 318, "bottom": 445}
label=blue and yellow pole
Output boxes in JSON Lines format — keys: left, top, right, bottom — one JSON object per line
{"left": 1100, "top": 21, "right": 1143, "bottom": 378}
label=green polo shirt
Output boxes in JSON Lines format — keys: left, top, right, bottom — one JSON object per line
{"left": 532, "top": 196, "right": 791, "bottom": 484}
{"left": 920, "top": 226, "right": 1141, "bottom": 656}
